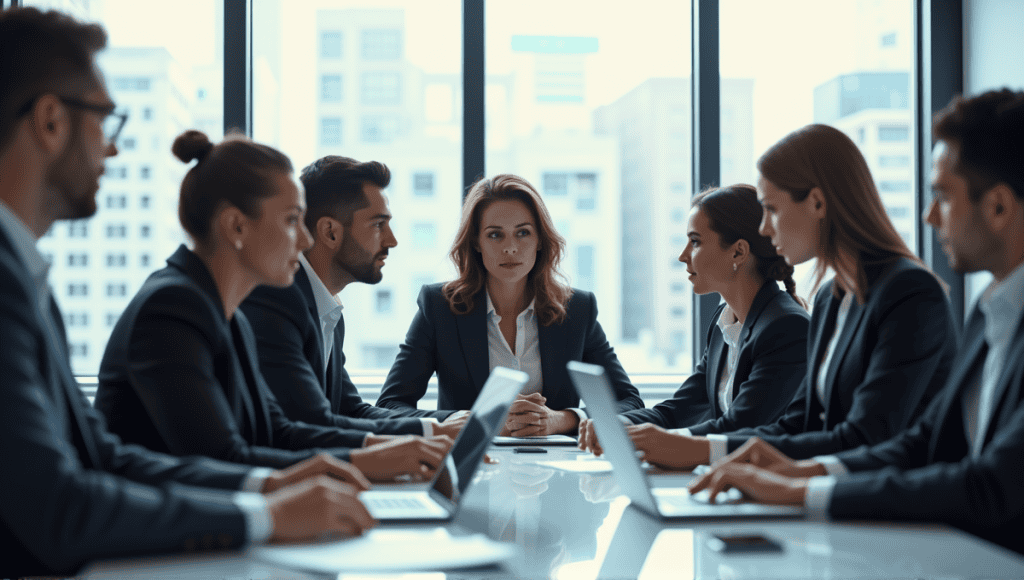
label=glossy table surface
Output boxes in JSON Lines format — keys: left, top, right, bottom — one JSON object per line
{"left": 83, "top": 445, "right": 1024, "bottom": 579}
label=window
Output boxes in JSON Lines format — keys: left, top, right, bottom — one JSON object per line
{"left": 106, "top": 195, "right": 127, "bottom": 209}
{"left": 878, "top": 180, "right": 912, "bottom": 192}
{"left": 67, "top": 283, "right": 89, "bottom": 297}
{"left": 411, "top": 222, "right": 437, "bottom": 248}
{"left": 321, "top": 74, "right": 343, "bottom": 102}
{"left": 881, "top": 32, "right": 897, "bottom": 46}
{"left": 67, "top": 253, "right": 88, "bottom": 267}
{"left": 106, "top": 253, "right": 128, "bottom": 267}
{"left": 360, "top": 115, "right": 399, "bottom": 143}
{"left": 139, "top": 195, "right": 151, "bottom": 209}
{"left": 361, "top": 72, "right": 401, "bottom": 105}
{"left": 67, "top": 221, "right": 88, "bottom": 238}
{"left": 66, "top": 312, "right": 90, "bottom": 327}
{"left": 106, "top": 313, "right": 119, "bottom": 327}
{"left": 575, "top": 173, "right": 597, "bottom": 210}
{"left": 363, "top": 345, "right": 399, "bottom": 368}
{"left": 139, "top": 166, "right": 151, "bottom": 180}
{"left": 111, "top": 76, "right": 150, "bottom": 91}
{"left": 671, "top": 306, "right": 686, "bottom": 318}
{"left": 577, "top": 245, "right": 595, "bottom": 291}
{"left": 879, "top": 125, "right": 910, "bottom": 141}
{"left": 140, "top": 224, "right": 151, "bottom": 238}
{"left": 543, "top": 173, "right": 568, "bottom": 196}
{"left": 107, "top": 166, "right": 128, "bottom": 179}
{"left": 375, "top": 289, "right": 393, "bottom": 314}
{"left": 321, "top": 30, "right": 343, "bottom": 58}
{"left": 142, "top": 107, "right": 152, "bottom": 121}
{"left": 879, "top": 154, "right": 910, "bottom": 168}
{"left": 140, "top": 254, "right": 151, "bottom": 268}
{"left": 120, "top": 137, "right": 136, "bottom": 150}
{"left": 413, "top": 172, "right": 435, "bottom": 197}
{"left": 885, "top": 205, "right": 910, "bottom": 219}
{"left": 320, "top": 118, "right": 343, "bottom": 146}
{"left": 106, "top": 224, "right": 128, "bottom": 238}
{"left": 69, "top": 343, "right": 89, "bottom": 358}
{"left": 361, "top": 29, "right": 402, "bottom": 60}
{"left": 106, "top": 283, "right": 128, "bottom": 298}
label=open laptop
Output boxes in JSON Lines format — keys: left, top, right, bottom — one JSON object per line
{"left": 567, "top": 361, "right": 805, "bottom": 520}
{"left": 360, "top": 366, "right": 528, "bottom": 522}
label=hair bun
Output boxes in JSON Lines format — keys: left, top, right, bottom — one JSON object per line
{"left": 172, "top": 130, "right": 214, "bottom": 164}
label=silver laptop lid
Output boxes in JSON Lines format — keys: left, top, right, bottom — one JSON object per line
{"left": 427, "top": 366, "right": 528, "bottom": 511}
{"left": 566, "top": 361, "right": 662, "bottom": 516}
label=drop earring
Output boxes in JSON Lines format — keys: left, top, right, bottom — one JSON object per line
{"left": 235, "top": 239, "right": 243, "bottom": 251}
{"left": 733, "top": 263, "right": 738, "bottom": 272}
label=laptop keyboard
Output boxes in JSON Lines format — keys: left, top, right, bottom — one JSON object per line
{"left": 364, "top": 495, "right": 429, "bottom": 510}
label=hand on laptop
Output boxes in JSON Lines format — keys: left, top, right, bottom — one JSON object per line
{"left": 686, "top": 462, "right": 807, "bottom": 506}
{"left": 349, "top": 435, "right": 453, "bottom": 482}
{"left": 706, "top": 438, "right": 829, "bottom": 479}
{"left": 577, "top": 418, "right": 605, "bottom": 456}
{"left": 266, "top": 475, "right": 377, "bottom": 543}
{"left": 434, "top": 410, "right": 471, "bottom": 439}
{"left": 503, "top": 393, "right": 578, "bottom": 436}
{"left": 261, "top": 453, "right": 372, "bottom": 493}
{"left": 628, "top": 424, "right": 711, "bottom": 471}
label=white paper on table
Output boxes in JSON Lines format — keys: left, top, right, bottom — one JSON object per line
{"left": 252, "top": 528, "right": 517, "bottom": 573}
{"left": 492, "top": 435, "right": 577, "bottom": 445}
{"left": 537, "top": 459, "right": 613, "bottom": 473}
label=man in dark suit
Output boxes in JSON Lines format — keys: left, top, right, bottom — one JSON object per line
{"left": 0, "top": 8, "right": 374, "bottom": 576}
{"left": 689, "top": 89, "right": 1024, "bottom": 555}
{"left": 241, "top": 155, "right": 467, "bottom": 441}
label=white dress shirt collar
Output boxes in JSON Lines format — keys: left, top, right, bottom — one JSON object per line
{"left": 977, "top": 259, "right": 1024, "bottom": 349}
{"left": 0, "top": 200, "right": 50, "bottom": 289}
{"left": 715, "top": 304, "right": 744, "bottom": 413}
{"left": 298, "top": 253, "right": 343, "bottom": 321}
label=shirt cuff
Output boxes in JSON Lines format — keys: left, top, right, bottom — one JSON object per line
{"left": 420, "top": 418, "right": 439, "bottom": 436}
{"left": 804, "top": 476, "right": 837, "bottom": 520}
{"left": 812, "top": 455, "right": 849, "bottom": 477}
{"left": 568, "top": 408, "right": 588, "bottom": 425}
{"left": 706, "top": 434, "right": 729, "bottom": 463}
{"left": 233, "top": 492, "right": 273, "bottom": 544}
{"left": 362, "top": 432, "right": 375, "bottom": 447}
{"left": 669, "top": 428, "right": 693, "bottom": 436}
{"left": 239, "top": 467, "right": 274, "bottom": 493}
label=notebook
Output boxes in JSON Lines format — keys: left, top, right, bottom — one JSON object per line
{"left": 360, "top": 366, "right": 528, "bottom": 522}
{"left": 567, "top": 360, "right": 805, "bottom": 520}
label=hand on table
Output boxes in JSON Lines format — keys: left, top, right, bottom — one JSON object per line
{"left": 261, "top": 453, "right": 371, "bottom": 493}
{"left": 577, "top": 418, "right": 604, "bottom": 455}
{"left": 349, "top": 435, "right": 453, "bottom": 482}
{"left": 687, "top": 461, "right": 807, "bottom": 505}
{"left": 266, "top": 475, "right": 376, "bottom": 543}
{"left": 503, "top": 393, "right": 578, "bottom": 436}
{"left": 706, "top": 437, "right": 828, "bottom": 478}
{"left": 627, "top": 424, "right": 710, "bottom": 471}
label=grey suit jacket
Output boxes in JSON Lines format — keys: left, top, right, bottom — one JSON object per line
{"left": 0, "top": 229, "right": 251, "bottom": 577}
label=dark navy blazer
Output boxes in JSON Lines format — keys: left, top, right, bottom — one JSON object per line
{"left": 376, "top": 283, "right": 643, "bottom": 413}
{"left": 725, "top": 257, "right": 958, "bottom": 458}
{"left": 0, "top": 232, "right": 250, "bottom": 577}
{"left": 621, "top": 281, "right": 809, "bottom": 434}
{"left": 829, "top": 304, "right": 1024, "bottom": 555}
{"left": 241, "top": 266, "right": 450, "bottom": 435}
{"left": 96, "top": 246, "right": 368, "bottom": 469}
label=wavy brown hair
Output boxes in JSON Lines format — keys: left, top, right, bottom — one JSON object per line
{"left": 757, "top": 124, "right": 923, "bottom": 303}
{"left": 442, "top": 174, "right": 572, "bottom": 325}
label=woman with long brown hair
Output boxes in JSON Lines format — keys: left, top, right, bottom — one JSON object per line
{"left": 578, "top": 184, "right": 810, "bottom": 453}
{"left": 621, "top": 124, "right": 958, "bottom": 469}
{"left": 377, "top": 174, "right": 643, "bottom": 436}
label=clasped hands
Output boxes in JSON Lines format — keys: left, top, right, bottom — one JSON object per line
{"left": 501, "top": 392, "right": 578, "bottom": 436}
{"left": 577, "top": 420, "right": 826, "bottom": 506}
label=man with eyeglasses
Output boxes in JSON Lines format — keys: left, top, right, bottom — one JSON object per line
{"left": 0, "top": 8, "right": 376, "bottom": 577}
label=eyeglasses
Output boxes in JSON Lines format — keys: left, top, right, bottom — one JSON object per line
{"left": 15, "top": 95, "right": 129, "bottom": 145}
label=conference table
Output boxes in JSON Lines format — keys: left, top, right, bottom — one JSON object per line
{"left": 82, "top": 445, "right": 1024, "bottom": 579}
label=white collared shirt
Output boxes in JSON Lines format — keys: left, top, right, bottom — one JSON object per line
{"left": 716, "top": 305, "right": 744, "bottom": 415}
{"left": 297, "top": 253, "right": 343, "bottom": 372}
{"left": 816, "top": 291, "right": 855, "bottom": 408}
{"left": 486, "top": 291, "right": 543, "bottom": 395}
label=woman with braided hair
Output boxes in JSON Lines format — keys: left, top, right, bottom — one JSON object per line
{"left": 579, "top": 183, "right": 811, "bottom": 453}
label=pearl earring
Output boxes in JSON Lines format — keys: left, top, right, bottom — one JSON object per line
{"left": 733, "top": 263, "right": 738, "bottom": 272}
{"left": 235, "top": 239, "right": 243, "bottom": 251}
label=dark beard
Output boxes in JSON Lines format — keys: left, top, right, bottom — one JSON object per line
{"left": 335, "top": 234, "right": 384, "bottom": 284}
{"left": 46, "top": 122, "right": 99, "bottom": 221}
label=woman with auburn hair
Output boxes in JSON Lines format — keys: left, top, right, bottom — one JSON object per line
{"left": 377, "top": 174, "right": 643, "bottom": 436}
{"left": 578, "top": 184, "right": 811, "bottom": 454}
{"left": 621, "top": 124, "right": 958, "bottom": 470}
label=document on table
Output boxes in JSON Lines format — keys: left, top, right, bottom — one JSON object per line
{"left": 252, "top": 528, "right": 518, "bottom": 573}
{"left": 537, "top": 459, "right": 613, "bottom": 473}
{"left": 492, "top": 434, "right": 577, "bottom": 446}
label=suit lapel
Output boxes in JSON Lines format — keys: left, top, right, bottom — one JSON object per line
{"left": 295, "top": 268, "right": 330, "bottom": 388}
{"left": 48, "top": 296, "right": 102, "bottom": 468}
{"left": 930, "top": 311, "right": 987, "bottom": 458}
{"left": 455, "top": 290, "right": 490, "bottom": 397}
{"left": 979, "top": 312, "right": 1024, "bottom": 448}
{"left": 706, "top": 332, "right": 726, "bottom": 415}
{"left": 538, "top": 316, "right": 569, "bottom": 405}
{"left": 228, "top": 317, "right": 268, "bottom": 446}
{"left": 804, "top": 288, "right": 838, "bottom": 427}
{"left": 822, "top": 293, "right": 868, "bottom": 418}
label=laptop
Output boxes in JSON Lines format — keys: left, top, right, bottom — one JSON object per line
{"left": 360, "top": 366, "right": 529, "bottom": 522}
{"left": 567, "top": 361, "right": 805, "bottom": 520}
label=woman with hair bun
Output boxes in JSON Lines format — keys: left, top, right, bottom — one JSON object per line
{"left": 622, "top": 124, "right": 958, "bottom": 471}
{"left": 95, "top": 130, "right": 451, "bottom": 482}
{"left": 578, "top": 184, "right": 811, "bottom": 454}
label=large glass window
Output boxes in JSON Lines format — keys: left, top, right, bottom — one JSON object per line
{"left": 487, "top": 0, "right": 693, "bottom": 373}
{"left": 254, "top": 0, "right": 461, "bottom": 373}
{"left": 28, "top": 0, "right": 220, "bottom": 375}
{"left": 720, "top": 0, "right": 916, "bottom": 299}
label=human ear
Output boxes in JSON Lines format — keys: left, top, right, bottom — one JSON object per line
{"left": 985, "top": 184, "right": 1018, "bottom": 232}
{"left": 31, "top": 95, "right": 71, "bottom": 156}
{"left": 218, "top": 206, "right": 248, "bottom": 250}
{"left": 808, "top": 187, "right": 827, "bottom": 219}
